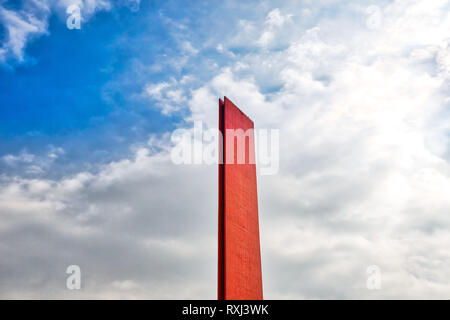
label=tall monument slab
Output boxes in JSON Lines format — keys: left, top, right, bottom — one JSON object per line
{"left": 218, "top": 97, "right": 263, "bottom": 300}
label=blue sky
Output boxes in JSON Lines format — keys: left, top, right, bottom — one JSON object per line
{"left": 0, "top": 0, "right": 307, "bottom": 176}
{"left": 0, "top": 0, "right": 198, "bottom": 176}
{"left": 1, "top": 0, "right": 450, "bottom": 299}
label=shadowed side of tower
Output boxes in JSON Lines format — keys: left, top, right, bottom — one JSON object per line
{"left": 218, "top": 97, "right": 263, "bottom": 300}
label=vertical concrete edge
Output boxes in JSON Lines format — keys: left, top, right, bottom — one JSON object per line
{"left": 218, "top": 98, "right": 225, "bottom": 300}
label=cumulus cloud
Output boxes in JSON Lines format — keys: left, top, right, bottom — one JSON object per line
{"left": 0, "top": 4, "right": 49, "bottom": 61}
{"left": 143, "top": 77, "right": 190, "bottom": 115}
{"left": 176, "top": 0, "right": 450, "bottom": 298}
{"left": 0, "top": 0, "right": 141, "bottom": 63}
{"left": 1, "top": 147, "right": 66, "bottom": 177}
{"left": 257, "top": 8, "right": 292, "bottom": 47}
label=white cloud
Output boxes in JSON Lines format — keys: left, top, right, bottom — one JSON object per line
{"left": 56, "top": 0, "right": 112, "bottom": 17}
{"left": 1, "top": 147, "right": 66, "bottom": 176}
{"left": 2, "top": 151, "right": 35, "bottom": 166}
{"left": 257, "top": 8, "right": 292, "bottom": 47}
{"left": 179, "top": 0, "right": 450, "bottom": 298}
{"left": 0, "top": 5, "right": 49, "bottom": 61}
{"left": 0, "top": 145, "right": 217, "bottom": 298}
{"left": 0, "top": 0, "right": 143, "bottom": 63}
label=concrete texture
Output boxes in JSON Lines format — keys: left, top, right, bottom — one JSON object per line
{"left": 218, "top": 97, "right": 263, "bottom": 300}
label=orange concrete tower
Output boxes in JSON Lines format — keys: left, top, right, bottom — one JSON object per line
{"left": 218, "top": 97, "right": 263, "bottom": 300}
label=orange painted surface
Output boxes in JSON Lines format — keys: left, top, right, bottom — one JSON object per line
{"left": 218, "top": 97, "right": 263, "bottom": 300}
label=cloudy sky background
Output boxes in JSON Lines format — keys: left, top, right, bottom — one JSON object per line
{"left": 1, "top": 0, "right": 450, "bottom": 299}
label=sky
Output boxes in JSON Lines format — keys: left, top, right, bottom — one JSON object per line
{"left": 0, "top": 0, "right": 450, "bottom": 299}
